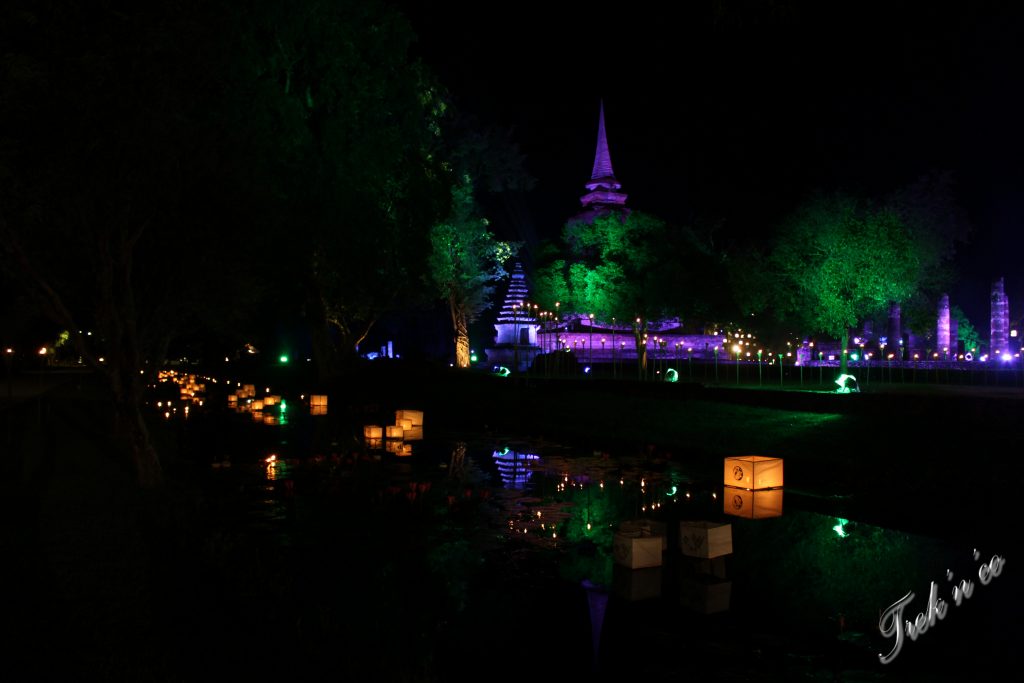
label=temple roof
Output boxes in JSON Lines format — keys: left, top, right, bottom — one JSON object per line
{"left": 591, "top": 101, "right": 615, "bottom": 181}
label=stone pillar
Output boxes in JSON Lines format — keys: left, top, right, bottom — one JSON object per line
{"left": 949, "top": 317, "right": 959, "bottom": 356}
{"left": 991, "top": 277, "right": 1010, "bottom": 356}
{"left": 888, "top": 302, "right": 901, "bottom": 358}
{"left": 937, "top": 294, "right": 950, "bottom": 357}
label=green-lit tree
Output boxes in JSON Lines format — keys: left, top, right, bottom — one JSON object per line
{"left": 429, "top": 176, "right": 517, "bottom": 368}
{"left": 533, "top": 211, "right": 679, "bottom": 376}
{"left": 766, "top": 195, "right": 920, "bottom": 377}
{"left": 232, "top": 0, "right": 450, "bottom": 379}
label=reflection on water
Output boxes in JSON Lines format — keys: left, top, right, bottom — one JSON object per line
{"left": 189, "top": 412, "right": 1007, "bottom": 678}
{"left": 491, "top": 447, "right": 539, "bottom": 488}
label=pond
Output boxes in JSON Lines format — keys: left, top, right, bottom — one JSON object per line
{"left": 156, "top": 373, "right": 1014, "bottom": 681}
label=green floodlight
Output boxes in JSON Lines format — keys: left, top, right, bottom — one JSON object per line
{"left": 495, "top": 366, "right": 511, "bottom": 378}
{"left": 279, "top": 354, "right": 289, "bottom": 364}
{"left": 470, "top": 352, "right": 478, "bottom": 363}
{"left": 665, "top": 368, "right": 679, "bottom": 383}
{"left": 835, "top": 374, "right": 859, "bottom": 394}
{"left": 832, "top": 518, "right": 850, "bottom": 538}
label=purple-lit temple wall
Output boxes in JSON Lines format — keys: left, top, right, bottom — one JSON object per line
{"left": 990, "top": 277, "right": 1010, "bottom": 355}
{"left": 936, "top": 294, "right": 950, "bottom": 355}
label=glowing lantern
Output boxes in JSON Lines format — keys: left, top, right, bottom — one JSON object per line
{"left": 242, "top": 384, "right": 255, "bottom": 398}
{"left": 385, "top": 440, "right": 403, "bottom": 454}
{"left": 263, "top": 414, "right": 278, "bottom": 426}
{"left": 680, "top": 521, "right": 732, "bottom": 559}
{"left": 397, "top": 418, "right": 413, "bottom": 430}
{"left": 723, "top": 488, "right": 783, "bottom": 519}
{"left": 386, "top": 425, "right": 404, "bottom": 439}
{"left": 724, "top": 455, "right": 783, "bottom": 490}
{"left": 618, "top": 519, "right": 667, "bottom": 550}
{"left": 613, "top": 531, "right": 664, "bottom": 569}
{"left": 311, "top": 405, "right": 327, "bottom": 416}
{"left": 363, "top": 425, "right": 383, "bottom": 439}
{"left": 679, "top": 575, "right": 731, "bottom": 614}
{"left": 397, "top": 444, "right": 413, "bottom": 457}
{"left": 310, "top": 395, "right": 328, "bottom": 408}
{"left": 403, "top": 426, "right": 424, "bottom": 441}
{"left": 395, "top": 409, "right": 423, "bottom": 427}
{"left": 252, "top": 400, "right": 264, "bottom": 411}
{"left": 263, "top": 395, "right": 278, "bottom": 406}
{"left": 365, "top": 438, "right": 382, "bottom": 450}
{"left": 227, "top": 395, "right": 237, "bottom": 406}
{"left": 611, "top": 564, "right": 662, "bottom": 601}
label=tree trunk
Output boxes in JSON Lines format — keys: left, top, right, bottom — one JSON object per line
{"left": 113, "top": 392, "right": 163, "bottom": 488}
{"left": 634, "top": 323, "right": 648, "bottom": 380}
{"left": 451, "top": 298, "right": 470, "bottom": 368}
{"left": 306, "top": 282, "right": 341, "bottom": 382}
{"left": 840, "top": 328, "right": 849, "bottom": 378}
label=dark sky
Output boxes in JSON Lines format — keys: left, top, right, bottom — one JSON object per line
{"left": 395, "top": 1, "right": 1024, "bottom": 326}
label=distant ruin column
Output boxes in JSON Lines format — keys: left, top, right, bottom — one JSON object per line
{"left": 937, "top": 294, "right": 950, "bottom": 357}
{"left": 991, "top": 277, "right": 1010, "bottom": 356}
{"left": 888, "top": 302, "right": 901, "bottom": 357}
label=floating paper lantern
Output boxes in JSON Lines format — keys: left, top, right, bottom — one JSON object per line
{"left": 397, "top": 418, "right": 413, "bottom": 430}
{"left": 724, "top": 455, "right": 783, "bottom": 490}
{"left": 723, "top": 487, "right": 783, "bottom": 519}
{"left": 263, "top": 395, "right": 277, "bottom": 407}
{"left": 385, "top": 440, "right": 403, "bottom": 454}
{"left": 680, "top": 521, "right": 732, "bottom": 559}
{"left": 310, "top": 395, "right": 328, "bottom": 407}
{"left": 242, "top": 384, "right": 256, "bottom": 398}
{"left": 618, "top": 519, "right": 668, "bottom": 550}
{"left": 311, "top": 405, "right": 327, "bottom": 416}
{"left": 364, "top": 425, "right": 383, "bottom": 439}
{"left": 227, "top": 394, "right": 237, "bottom": 406}
{"left": 403, "top": 427, "right": 424, "bottom": 441}
{"left": 386, "top": 425, "right": 404, "bottom": 439}
{"left": 365, "top": 438, "right": 382, "bottom": 450}
{"left": 397, "top": 444, "right": 413, "bottom": 457}
{"left": 252, "top": 400, "right": 264, "bottom": 411}
{"left": 395, "top": 409, "right": 423, "bottom": 427}
{"left": 613, "top": 531, "right": 664, "bottom": 569}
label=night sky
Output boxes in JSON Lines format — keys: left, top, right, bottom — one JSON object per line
{"left": 396, "top": 1, "right": 1024, "bottom": 326}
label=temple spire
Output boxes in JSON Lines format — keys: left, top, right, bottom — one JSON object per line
{"left": 579, "top": 101, "right": 627, "bottom": 212}
{"left": 591, "top": 100, "right": 615, "bottom": 181}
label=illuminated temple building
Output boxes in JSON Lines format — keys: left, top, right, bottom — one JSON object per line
{"left": 488, "top": 102, "right": 724, "bottom": 371}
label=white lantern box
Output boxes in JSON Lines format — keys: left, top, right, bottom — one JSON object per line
{"left": 397, "top": 418, "right": 414, "bottom": 430}
{"left": 396, "top": 409, "right": 423, "bottom": 427}
{"left": 386, "top": 425, "right": 404, "bottom": 439}
{"left": 723, "top": 487, "right": 783, "bottom": 519}
{"left": 311, "top": 405, "right": 327, "bottom": 416}
{"left": 724, "top": 455, "right": 783, "bottom": 490}
{"left": 680, "top": 521, "right": 732, "bottom": 559}
{"left": 310, "top": 395, "right": 328, "bottom": 407}
{"left": 679, "top": 575, "right": 731, "bottom": 614}
{"left": 397, "top": 444, "right": 413, "bottom": 457}
{"left": 618, "top": 519, "right": 667, "bottom": 550}
{"left": 251, "top": 400, "right": 264, "bottom": 411}
{"left": 403, "top": 427, "right": 424, "bottom": 441}
{"left": 243, "top": 384, "right": 256, "bottom": 398}
{"left": 227, "top": 395, "right": 237, "bottom": 405}
{"left": 613, "top": 531, "right": 664, "bottom": 569}
{"left": 364, "top": 425, "right": 383, "bottom": 439}
{"left": 263, "top": 395, "right": 278, "bottom": 406}
{"left": 611, "top": 564, "right": 662, "bottom": 601}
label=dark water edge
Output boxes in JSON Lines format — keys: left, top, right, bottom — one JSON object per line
{"left": 1, "top": 364, "right": 1018, "bottom": 681}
